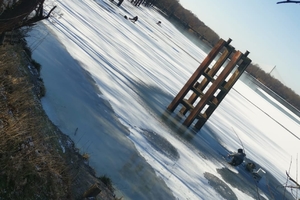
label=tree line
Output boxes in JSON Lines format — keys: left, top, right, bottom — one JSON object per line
{"left": 131, "top": 0, "right": 220, "bottom": 46}
{"left": 0, "top": 0, "right": 56, "bottom": 44}
{"left": 2, "top": 0, "right": 300, "bottom": 111}
{"left": 136, "top": 0, "right": 300, "bottom": 112}
{"left": 246, "top": 63, "right": 300, "bottom": 111}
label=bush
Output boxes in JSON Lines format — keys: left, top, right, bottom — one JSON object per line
{"left": 98, "top": 175, "right": 114, "bottom": 192}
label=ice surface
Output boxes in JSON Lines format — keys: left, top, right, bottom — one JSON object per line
{"left": 27, "top": 0, "right": 300, "bottom": 199}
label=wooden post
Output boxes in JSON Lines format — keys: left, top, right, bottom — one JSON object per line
{"left": 180, "top": 45, "right": 235, "bottom": 115}
{"left": 167, "top": 39, "right": 228, "bottom": 112}
{"left": 183, "top": 51, "right": 243, "bottom": 127}
{"left": 194, "top": 52, "right": 251, "bottom": 129}
{"left": 167, "top": 38, "right": 251, "bottom": 130}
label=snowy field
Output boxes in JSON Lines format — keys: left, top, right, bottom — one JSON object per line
{"left": 27, "top": 0, "right": 300, "bottom": 199}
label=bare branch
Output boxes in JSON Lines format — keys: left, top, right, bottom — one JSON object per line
{"left": 0, "top": 0, "right": 56, "bottom": 34}
{"left": 286, "top": 171, "right": 300, "bottom": 188}
{"left": 277, "top": 0, "right": 300, "bottom": 4}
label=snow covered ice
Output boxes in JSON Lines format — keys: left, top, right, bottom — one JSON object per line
{"left": 27, "top": 0, "right": 300, "bottom": 199}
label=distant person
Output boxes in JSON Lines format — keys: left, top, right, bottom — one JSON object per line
{"left": 228, "top": 148, "right": 246, "bottom": 166}
{"left": 156, "top": 21, "right": 161, "bottom": 26}
{"left": 117, "top": 0, "right": 124, "bottom": 6}
{"left": 129, "top": 16, "right": 138, "bottom": 23}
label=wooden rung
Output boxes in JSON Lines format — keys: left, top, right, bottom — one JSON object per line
{"left": 219, "top": 86, "right": 228, "bottom": 92}
{"left": 191, "top": 86, "right": 204, "bottom": 97}
{"left": 207, "top": 102, "right": 217, "bottom": 108}
{"left": 202, "top": 72, "right": 215, "bottom": 82}
{"left": 211, "top": 97, "right": 219, "bottom": 105}
{"left": 182, "top": 97, "right": 218, "bottom": 111}
{"left": 181, "top": 99, "right": 194, "bottom": 110}
{"left": 197, "top": 113, "right": 207, "bottom": 119}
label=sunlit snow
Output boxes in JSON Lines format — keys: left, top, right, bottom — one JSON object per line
{"left": 27, "top": 0, "right": 300, "bottom": 199}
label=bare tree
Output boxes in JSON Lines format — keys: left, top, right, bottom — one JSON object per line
{"left": 0, "top": 0, "right": 56, "bottom": 38}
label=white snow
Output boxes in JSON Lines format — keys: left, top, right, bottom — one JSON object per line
{"left": 31, "top": 0, "right": 300, "bottom": 199}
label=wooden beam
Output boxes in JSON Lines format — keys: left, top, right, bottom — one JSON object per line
{"left": 167, "top": 38, "right": 228, "bottom": 112}
{"left": 183, "top": 51, "right": 243, "bottom": 127}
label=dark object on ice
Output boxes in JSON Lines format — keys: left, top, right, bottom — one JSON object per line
{"left": 228, "top": 148, "right": 246, "bottom": 166}
{"left": 157, "top": 21, "right": 161, "bottom": 25}
{"left": 252, "top": 168, "right": 266, "bottom": 182}
{"left": 129, "top": 16, "right": 138, "bottom": 23}
{"left": 245, "top": 162, "right": 256, "bottom": 173}
{"left": 124, "top": 15, "right": 128, "bottom": 19}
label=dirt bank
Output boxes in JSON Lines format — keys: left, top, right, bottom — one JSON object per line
{"left": 0, "top": 39, "right": 118, "bottom": 199}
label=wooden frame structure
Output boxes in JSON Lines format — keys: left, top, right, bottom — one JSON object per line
{"left": 167, "top": 38, "right": 251, "bottom": 130}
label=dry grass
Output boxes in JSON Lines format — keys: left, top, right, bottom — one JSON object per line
{"left": 0, "top": 42, "right": 69, "bottom": 199}
{"left": 0, "top": 39, "right": 118, "bottom": 200}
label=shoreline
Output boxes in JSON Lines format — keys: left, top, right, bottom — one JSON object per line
{"left": 30, "top": 21, "right": 176, "bottom": 200}
{"left": 0, "top": 39, "right": 117, "bottom": 199}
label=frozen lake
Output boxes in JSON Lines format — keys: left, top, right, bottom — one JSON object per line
{"left": 27, "top": 0, "right": 300, "bottom": 199}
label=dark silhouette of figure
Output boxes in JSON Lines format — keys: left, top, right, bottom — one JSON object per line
{"left": 228, "top": 148, "right": 246, "bottom": 166}
{"left": 129, "top": 16, "right": 138, "bottom": 23}
{"left": 157, "top": 21, "right": 161, "bottom": 26}
{"left": 117, "top": 0, "right": 124, "bottom": 6}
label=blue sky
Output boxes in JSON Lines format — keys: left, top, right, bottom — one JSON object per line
{"left": 179, "top": 0, "right": 300, "bottom": 95}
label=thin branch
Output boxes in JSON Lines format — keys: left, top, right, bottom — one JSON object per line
{"left": 46, "top": 6, "right": 57, "bottom": 18}
{"left": 297, "top": 154, "right": 299, "bottom": 198}
{"left": 285, "top": 185, "right": 300, "bottom": 189}
{"left": 277, "top": 1, "right": 300, "bottom": 4}
{"left": 283, "top": 157, "right": 293, "bottom": 198}
{"left": 286, "top": 171, "right": 300, "bottom": 188}
{"left": 14, "top": 6, "right": 57, "bottom": 30}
